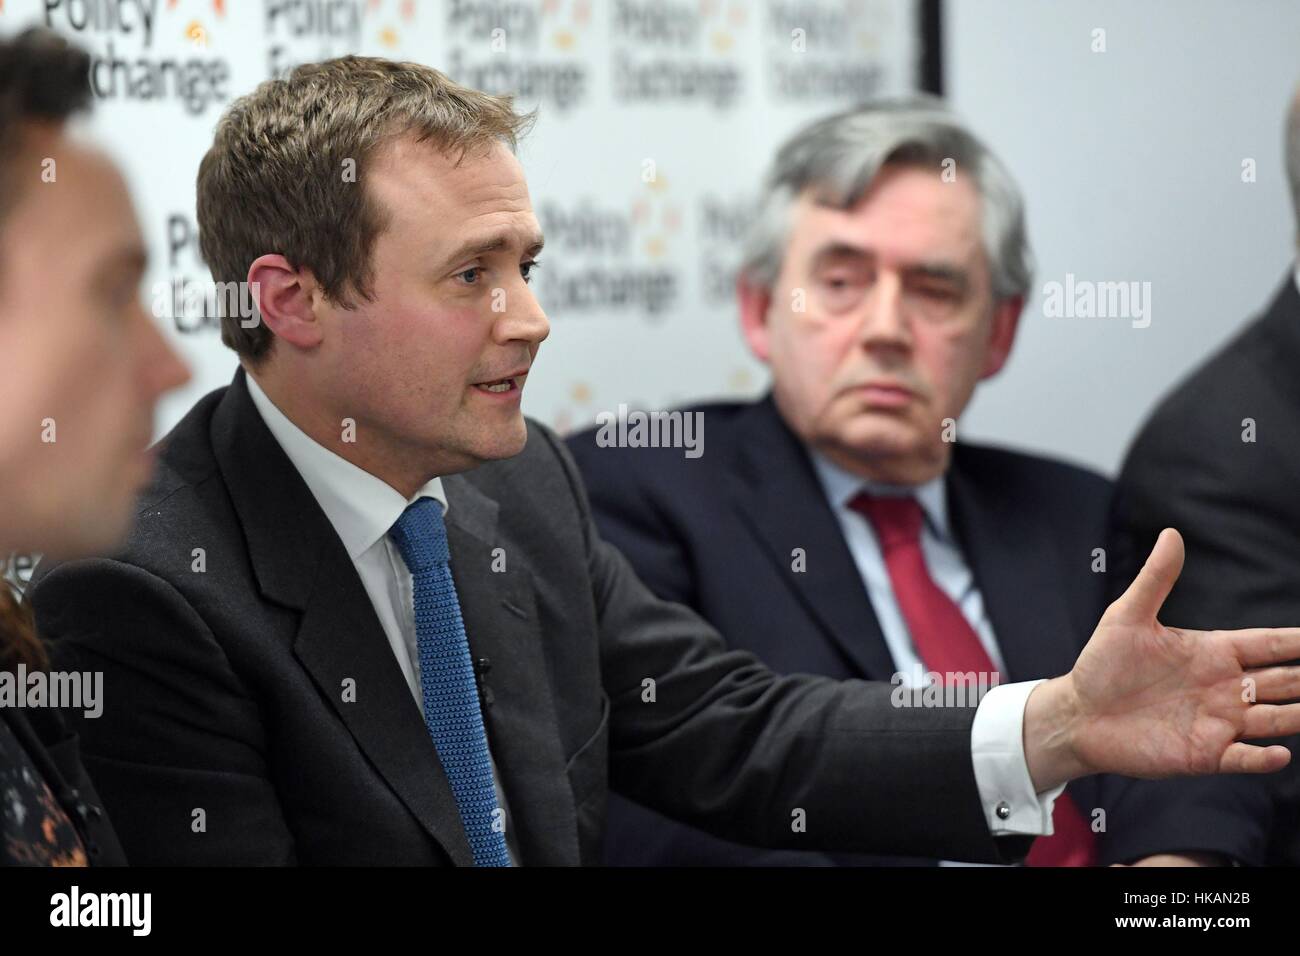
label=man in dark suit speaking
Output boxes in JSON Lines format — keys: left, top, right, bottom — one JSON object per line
{"left": 27, "top": 57, "right": 1300, "bottom": 865}
{"left": 568, "top": 99, "right": 1134, "bottom": 867}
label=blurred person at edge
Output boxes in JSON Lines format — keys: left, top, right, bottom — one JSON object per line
{"left": 1105, "top": 83, "right": 1300, "bottom": 867}
{"left": 0, "top": 28, "right": 190, "bottom": 866}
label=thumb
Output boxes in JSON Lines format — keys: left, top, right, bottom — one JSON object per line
{"left": 1104, "top": 528, "right": 1184, "bottom": 626}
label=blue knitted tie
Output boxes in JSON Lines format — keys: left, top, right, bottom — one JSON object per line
{"left": 388, "top": 497, "right": 510, "bottom": 867}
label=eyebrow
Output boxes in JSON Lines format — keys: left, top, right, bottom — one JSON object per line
{"left": 808, "top": 242, "right": 970, "bottom": 287}
{"left": 905, "top": 263, "right": 970, "bottom": 291}
{"left": 442, "top": 231, "right": 545, "bottom": 269}
{"left": 808, "top": 241, "right": 871, "bottom": 268}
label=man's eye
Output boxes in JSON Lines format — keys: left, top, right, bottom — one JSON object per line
{"left": 820, "top": 271, "right": 865, "bottom": 290}
{"left": 819, "top": 274, "right": 864, "bottom": 297}
{"left": 521, "top": 260, "right": 541, "bottom": 284}
{"left": 456, "top": 267, "right": 482, "bottom": 285}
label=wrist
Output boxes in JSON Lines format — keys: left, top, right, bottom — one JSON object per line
{"left": 1023, "top": 675, "right": 1090, "bottom": 791}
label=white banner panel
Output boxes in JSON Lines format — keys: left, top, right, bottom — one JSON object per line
{"left": 2, "top": 0, "right": 921, "bottom": 435}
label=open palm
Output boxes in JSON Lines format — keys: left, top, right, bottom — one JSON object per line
{"left": 1069, "top": 529, "right": 1300, "bottom": 779}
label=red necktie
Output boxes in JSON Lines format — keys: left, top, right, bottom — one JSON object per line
{"left": 849, "top": 491, "right": 1097, "bottom": 867}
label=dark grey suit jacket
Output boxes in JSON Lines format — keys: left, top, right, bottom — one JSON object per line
{"left": 27, "top": 369, "right": 1031, "bottom": 865}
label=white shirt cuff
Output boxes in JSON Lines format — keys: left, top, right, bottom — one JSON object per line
{"left": 971, "top": 679, "right": 1067, "bottom": 836}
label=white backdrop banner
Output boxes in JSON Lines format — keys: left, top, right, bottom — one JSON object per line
{"left": 4, "top": 0, "right": 921, "bottom": 435}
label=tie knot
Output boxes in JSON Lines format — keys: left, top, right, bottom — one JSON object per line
{"left": 388, "top": 497, "right": 449, "bottom": 572}
{"left": 849, "top": 491, "right": 924, "bottom": 551}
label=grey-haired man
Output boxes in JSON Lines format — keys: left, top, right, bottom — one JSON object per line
{"left": 571, "top": 98, "right": 1217, "bottom": 866}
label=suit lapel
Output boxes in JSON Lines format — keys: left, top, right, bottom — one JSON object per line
{"left": 728, "top": 397, "right": 897, "bottom": 680}
{"left": 211, "top": 369, "right": 473, "bottom": 865}
{"left": 293, "top": 554, "right": 475, "bottom": 864}
{"left": 442, "top": 473, "right": 580, "bottom": 866}
{"left": 945, "top": 446, "right": 1077, "bottom": 683}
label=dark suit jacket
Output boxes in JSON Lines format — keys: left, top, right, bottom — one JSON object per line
{"left": 26, "top": 369, "right": 1034, "bottom": 865}
{"left": 1107, "top": 274, "right": 1300, "bottom": 865}
{"left": 568, "top": 395, "right": 1117, "bottom": 865}
{"left": 1, "top": 705, "right": 126, "bottom": 866}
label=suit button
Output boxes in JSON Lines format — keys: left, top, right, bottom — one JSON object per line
{"left": 995, "top": 801, "right": 1011, "bottom": 820}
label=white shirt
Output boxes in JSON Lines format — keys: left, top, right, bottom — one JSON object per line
{"left": 811, "top": 453, "right": 1065, "bottom": 843}
{"left": 245, "top": 373, "right": 520, "bottom": 864}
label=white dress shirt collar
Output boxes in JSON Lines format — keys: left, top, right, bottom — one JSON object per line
{"left": 809, "top": 449, "right": 952, "bottom": 542}
{"left": 244, "top": 371, "right": 448, "bottom": 561}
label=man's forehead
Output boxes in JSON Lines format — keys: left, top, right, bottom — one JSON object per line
{"left": 370, "top": 135, "right": 538, "bottom": 245}
{"left": 16, "top": 126, "right": 121, "bottom": 190}
{"left": 372, "top": 135, "right": 529, "bottom": 206}
{"left": 791, "top": 184, "right": 982, "bottom": 257}
{"left": 7, "top": 134, "right": 139, "bottom": 245}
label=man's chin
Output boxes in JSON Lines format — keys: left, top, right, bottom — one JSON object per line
{"left": 826, "top": 428, "right": 949, "bottom": 484}
{"left": 485, "top": 428, "right": 529, "bottom": 462}
{"left": 446, "top": 417, "right": 530, "bottom": 473}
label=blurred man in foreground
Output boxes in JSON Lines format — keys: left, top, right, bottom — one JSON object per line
{"left": 0, "top": 27, "right": 189, "bottom": 867}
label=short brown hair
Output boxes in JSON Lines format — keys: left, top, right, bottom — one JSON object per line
{"left": 196, "top": 56, "right": 533, "bottom": 363}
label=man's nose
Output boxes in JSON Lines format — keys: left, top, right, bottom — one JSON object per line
{"left": 137, "top": 304, "right": 191, "bottom": 400}
{"left": 857, "top": 272, "right": 912, "bottom": 352}
{"left": 494, "top": 280, "right": 550, "bottom": 347}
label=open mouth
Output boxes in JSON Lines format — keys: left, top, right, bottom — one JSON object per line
{"left": 472, "top": 375, "right": 522, "bottom": 394}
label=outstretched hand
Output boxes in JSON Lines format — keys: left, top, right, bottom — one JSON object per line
{"left": 1025, "top": 528, "right": 1300, "bottom": 791}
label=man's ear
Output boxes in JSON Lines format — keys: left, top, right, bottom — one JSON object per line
{"left": 979, "top": 294, "right": 1024, "bottom": 380}
{"left": 247, "top": 254, "right": 324, "bottom": 352}
{"left": 737, "top": 275, "right": 774, "bottom": 363}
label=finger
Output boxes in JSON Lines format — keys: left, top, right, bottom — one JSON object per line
{"left": 1218, "top": 742, "right": 1291, "bottom": 774}
{"left": 1243, "top": 665, "right": 1300, "bottom": 702}
{"left": 1242, "top": 702, "right": 1300, "bottom": 739}
{"left": 1104, "top": 528, "right": 1183, "bottom": 625}
{"left": 1231, "top": 629, "right": 1300, "bottom": 668}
